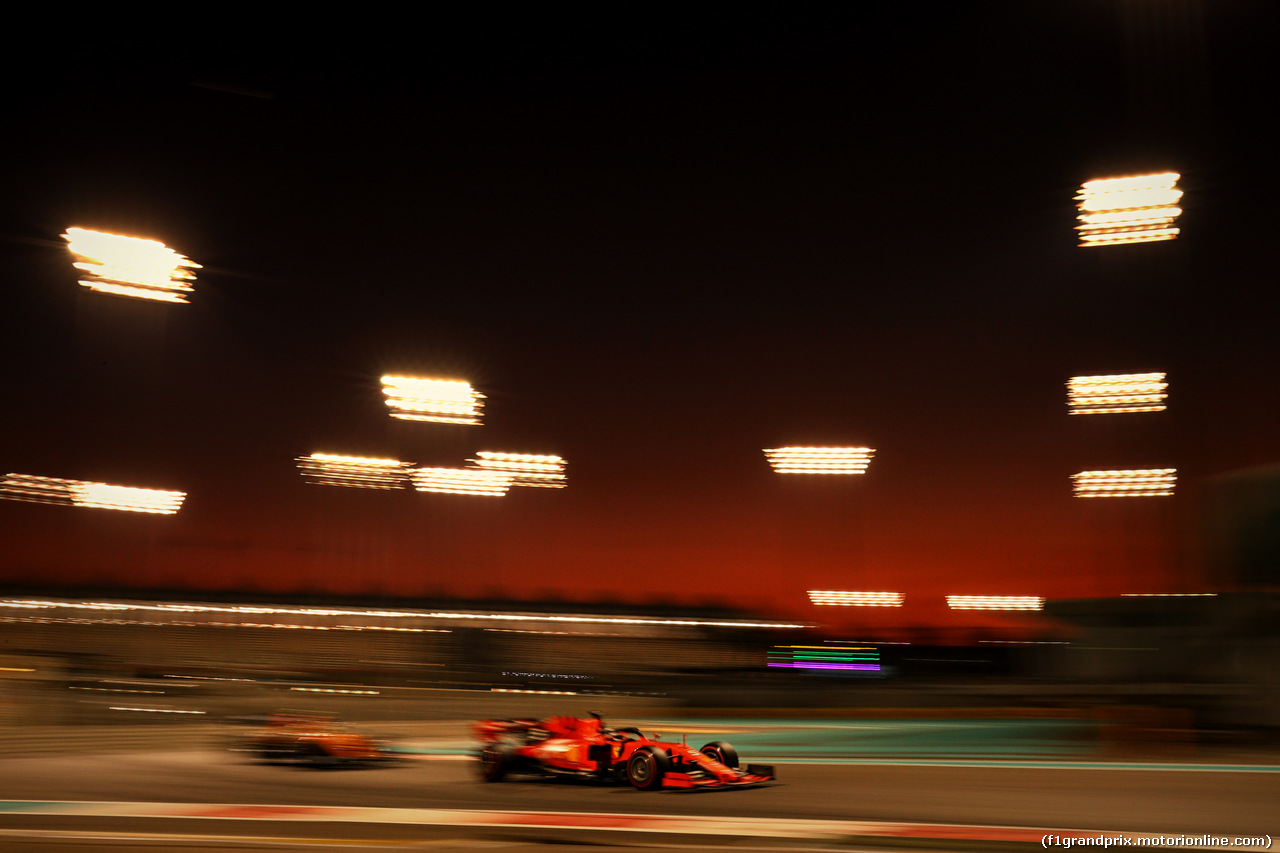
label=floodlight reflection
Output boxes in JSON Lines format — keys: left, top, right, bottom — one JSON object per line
{"left": 765, "top": 447, "right": 875, "bottom": 474}
{"left": 807, "top": 590, "right": 903, "bottom": 607}
{"left": 470, "top": 451, "right": 566, "bottom": 488}
{"left": 381, "top": 376, "right": 484, "bottom": 425}
{"left": 1075, "top": 173, "right": 1182, "bottom": 247}
{"left": 297, "top": 453, "right": 412, "bottom": 489}
{"left": 1072, "top": 469, "right": 1177, "bottom": 497}
{"left": 62, "top": 227, "right": 200, "bottom": 303}
{"left": 1, "top": 473, "right": 185, "bottom": 514}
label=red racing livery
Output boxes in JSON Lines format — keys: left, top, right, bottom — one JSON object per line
{"left": 232, "top": 712, "right": 398, "bottom": 767}
{"left": 472, "top": 712, "right": 774, "bottom": 790}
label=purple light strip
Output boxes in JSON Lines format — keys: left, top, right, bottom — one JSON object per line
{"left": 767, "top": 662, "right": 881, "bottom": 671}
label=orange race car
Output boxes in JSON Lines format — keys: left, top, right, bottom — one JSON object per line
{"left": 473, "top": 712, "right": 774, "bottom": 790}
{"left": 232, "top": 712, "right": 398, "bottom": 767}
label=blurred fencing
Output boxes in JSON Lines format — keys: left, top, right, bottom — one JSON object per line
{"left": 3, "top": 593, "right": 1280, "bottom": 756}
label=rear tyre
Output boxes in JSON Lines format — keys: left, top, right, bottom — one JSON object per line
{"left": 699, "top": 741, "right": 739, "bottom": 768}
{"left": 304, "top": 742, "right": 338, "bottom": 769}
{"left": 626, "top": 746, "right": 669, "bottom": 790}
{"left": 256, "top": 748, "right": 282, "bottom": 765}
{"left": 479, "top": 743, "right": 514, "bottom": 782}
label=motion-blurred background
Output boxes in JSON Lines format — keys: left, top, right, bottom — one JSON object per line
{"left": 2, "top": 1, "right": 1278, "bottom": 745}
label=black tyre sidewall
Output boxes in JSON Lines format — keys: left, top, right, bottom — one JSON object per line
{"left": 627, "top": 746, "right": 666, "bottom": 790}
{"left": 699, "top": 741, "right": 739, "bottom": 769}
{"left": 480, "top": 744, "right": 510, "bottom": 781}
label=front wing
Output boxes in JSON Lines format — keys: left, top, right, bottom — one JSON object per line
{"left": 659, "top": 763, "right": 775, "bottom": 790}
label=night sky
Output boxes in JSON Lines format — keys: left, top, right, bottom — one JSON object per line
{"left": 2, "top": 3, "right": 1277, "bottom": 634}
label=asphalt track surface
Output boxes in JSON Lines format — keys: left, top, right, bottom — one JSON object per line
{"left": 2, "top": 744, "right": 1278, "bottom": 851}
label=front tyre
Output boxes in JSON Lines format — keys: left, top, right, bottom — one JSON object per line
{"left": 699, "top": 740, "right": 739, "bottom": 769}
{"left": 626, "top": 746, "right": 669, "bottom": 791}
{"left": 479, "top": 743, "right": 514, "bottom": 782}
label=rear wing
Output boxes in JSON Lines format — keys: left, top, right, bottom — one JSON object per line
{"left": 472, "top": 718, "right": 541, "bottom": 742}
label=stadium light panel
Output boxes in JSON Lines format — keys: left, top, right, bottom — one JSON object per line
{"left": 1072, "top": 468, "right": 1177, "bottom": 497}
{"left": 469, "top": 451, "right": 566, "bottom": 488}
{"left": 807, "top": 590, "right": 904, "bottom": 607}
{"left": 410, "top": 467, "right": 512, "bottom": 496}
{"left": 296, "top": 453, "right": 413, "bottom": 489}
{"left": 380, "top": 376, "right": 484, "bottom": 425}
{"left": 1075, "top": 172, "right": 1182, "bottom": 247}
{"left": 62, "top": 227, "right": 199, "bottom": 303}
{"left": 764, "top": 447, "right": 875, "bottom": 474}
{"left": 0, "top": 473, "right": 185, "bottom": 514}
{"left": 946, "top": 595, "right": 1044, "bottom": 611}
{"left": 1067, "top": 372, "right": 1167, "bottom": 415}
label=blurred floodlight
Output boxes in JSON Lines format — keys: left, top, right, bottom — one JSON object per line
{"left": 1075, "top": 173, "right": 1182, "bottom": 247}
{"left": 765, "top": 447, "right": 875, "bottom": 474}
{"left": 807, "top": 590, "right": 903, "bottom": 607}
{"left": 73, "top": 482, "right": 184, "bottom": 513}
{"left": 62, "top": 227, "right": 200, "bottom": 303}
{"left": 380, "top": 375, "right": 484, "bottom": 425}
{"left": 1072, "top": 468, "right": 1177, "bottom": 497}
{"left": 1067, "top": 372, "right": 1167, "bottom": 415}
{"left": 410, "top": 467, "right": 512, "bottom": 496}
{"left": 946, "top": 595, "right": 1044, "bottom": 611}
{"left": 297, "top": 453, "right": 412, "bottom": 489}
{"left": 0, "top": 473, "right": 185, "bottom": 514}
{"left": 469, "top": 451, "right": 566, "bottom": 488}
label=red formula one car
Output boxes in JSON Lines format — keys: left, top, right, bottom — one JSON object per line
{"left": 473, "top": 712, "right": 774, "bottom": 790}
{"left": 231, "top": 712, "right": 398, "bottom": 767}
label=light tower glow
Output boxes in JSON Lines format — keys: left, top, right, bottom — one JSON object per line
{"left": 1075, "top": 172, "right": 1182, "bottom": 247}
{"left": 946, "top": 595, "right": 1044, "bottom": 611}
{"left": 1, "top": 473, "right": 186, "bottom": 514}
{"left": 410, "top": 467, "right": 512, "bottom": 497}
{"left": 380, "top": 376, "right": 484, "bottom": 425}
{"left": 469, "top": 451, "right": 566, "bottom": 488}
{"left": 1072, "top": 468, "right": 1177, "bottom": 498}
{"left": 62, "top": 227, "right": 200, "bottom": 303}
{"left": 765, "top": 447, "right": 875, "bottom": 474}
{"left": 297, "top": 454, "right": 413, "bottom": 489}
{"left": 1067, "top": 372, "right": 1168, "bottom": 415}
{"left": 807, "top": 590, "right": 904, "bottom": 607}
